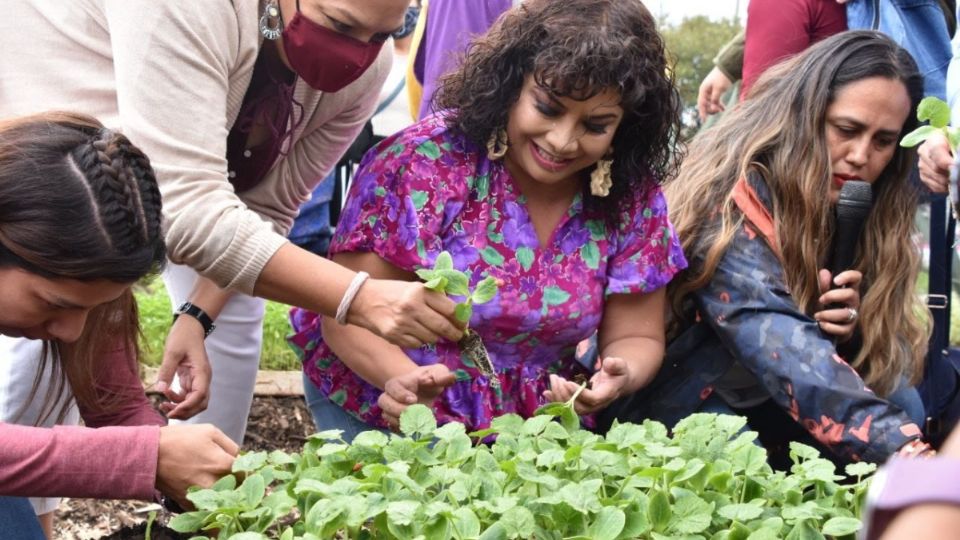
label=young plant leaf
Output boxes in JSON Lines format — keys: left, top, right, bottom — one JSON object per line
{"left": 648, "top": 490, "right": 672, "bottom": 532}
{"left": 399, "top": 403, "right": 437, "bottom": 438}
{"left": 436, "top": 269, "right": 470, "bottom": 296}
{"left": 588, "top": 506, "right": 627, "bottom": 540}
{"left": 844, "top": 462, "right": 877, "bottom": 477}
{"left": 472, "top": 276, "right": 500, "bottom": 304}
{"left": 434, "top": 251, "right": 454, "bottom": 270}
{"left": 821, "top": 516, "right": 862, "bottom": 536}
{"left": 501, "top": 506, "right": 537, "bottom": 538}
{"left": 899, "top": 124, "right": 941, "bottom": 148}
{"left": 240, "top": 474, "right": 266, "bottom": 508}
{"left": 168, "top": 511, "right": 211, "bottom": 533}
{"left": 454, "top": 302, "right": 473, "bottom": 323}
{"left": 416, "top": 268, "right": 437, "bottom": 282}
{"left": 423, "top": 276, "right": 447, "bottom": 291}
{"left": 918, "top": 96, "right": 951, "bottom": 128}
{"left": 233, "top": 451, "right": 268, "bottom": 473}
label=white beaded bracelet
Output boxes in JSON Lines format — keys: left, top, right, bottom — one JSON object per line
{"left": 335, "top": 271, "right": 370, "bottom": 325}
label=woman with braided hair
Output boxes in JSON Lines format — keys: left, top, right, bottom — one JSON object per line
{"left": 0, "top": 0, "right": 465, "bottom": 449}
{"left": 0, "top": 112, "right": 236, "bottom": 539}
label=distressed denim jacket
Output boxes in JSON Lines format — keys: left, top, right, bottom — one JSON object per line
{"left": 846, "top": 0, "right": 952, "bottom": 100}
{"left": 601, "top": 174, "right": 923, "bottom": 464}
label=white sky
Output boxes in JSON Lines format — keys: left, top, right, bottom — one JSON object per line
{"left": 643, "top": 0, "right": 749, "bottom": 25}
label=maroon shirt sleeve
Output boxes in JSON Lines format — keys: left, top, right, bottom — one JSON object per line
{"left": 0, "top": 344, "right": 163, "bottom": 500}
{"left": 741, "top": 0, "right": 846, "bottom": 97}
{"left": 78, "top": 343, "right": 165, "bottom": 428}
{"left": 0, "top": 423, "right": 160, "bottom": 499}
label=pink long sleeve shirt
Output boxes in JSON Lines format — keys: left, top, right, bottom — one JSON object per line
{"left": 0, "top": 345, "right": 163, "bottom": 500}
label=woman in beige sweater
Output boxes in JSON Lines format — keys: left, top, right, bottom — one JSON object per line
{"left": 0, "top": 0, "right": 462, "bottom": 460}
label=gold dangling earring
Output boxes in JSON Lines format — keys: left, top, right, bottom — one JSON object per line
{"left": 590, "top": 157, "right": 613, "bottom": 197}
{"left": 260, "top": 0, "right": 283, "bottom": 40}
{"left": 486, "top": 128, "right": 508, "bottom": 161}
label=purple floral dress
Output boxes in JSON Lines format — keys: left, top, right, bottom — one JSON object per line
{"left": 289, "top": 114, "right": 687, "bottom": 431}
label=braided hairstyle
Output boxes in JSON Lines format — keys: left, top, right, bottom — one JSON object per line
{"left": 0, "top": 111, "right": 165, "bottom": 280}
{"left": 0, "top": 111, "right": 166, "bottom": 422}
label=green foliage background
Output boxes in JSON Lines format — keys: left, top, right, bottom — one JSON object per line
{"left": 134, "top": 278, "right": 300, "bottom": 371}
{"left": 660, "top": 16, "right": 743, "bottom": 110}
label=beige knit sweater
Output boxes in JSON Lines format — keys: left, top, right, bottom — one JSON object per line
{"left": 0, "top": 0, "right": 391, "bottom": 294}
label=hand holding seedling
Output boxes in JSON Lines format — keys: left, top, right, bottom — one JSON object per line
{"left": 415, "top": 251, "right": 499, "bottom": 327}
{"left": 544, "top": 356, "right": 632, "bottom": 415}
{"left": 155, "top": 424, "right": 238, "bottom": 509}
{"left": 902, "top": 97, "right": 959, "bottom": 195}
{"left": 415, "top": 251, "right": 500, "bottom": 386}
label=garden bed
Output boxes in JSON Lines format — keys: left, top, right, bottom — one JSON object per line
{"left": 54, "top": 395, "right": 316, "bottom": 539}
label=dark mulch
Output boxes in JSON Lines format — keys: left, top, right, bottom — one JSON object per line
{"left": 55, "top": 395, "right": 316, "bottom": 539}
{"left": 98, "top": 522, "right": 191, "bottom": 540}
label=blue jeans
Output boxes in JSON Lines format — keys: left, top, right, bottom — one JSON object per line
{"left": 302, "top": 373, "right": 388, "bottom": 442}
{"left": 0, "top": 497, "right": 44, "bottom": 540}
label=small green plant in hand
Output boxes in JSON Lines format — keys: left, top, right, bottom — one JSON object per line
{"left": 902, "top": 96, "right": 960, "bottom": 222}
{"left": 414, "top": 251, "right": 499, "bottom": 324}
{"left": 901, "top": 96, "right": 960, "bottom": 150}
{"left": 415, "top": 251, "right": 501, "bottom": 387}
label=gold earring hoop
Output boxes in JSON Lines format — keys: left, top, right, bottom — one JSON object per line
{"left": 486, "top": 129, "right": 508, "bottom": 161}
{"left": 590, "top": 158, "right": 613, "bottom": 197}
{"left": 260, "top": 0, "right": 283, "bottom": 40}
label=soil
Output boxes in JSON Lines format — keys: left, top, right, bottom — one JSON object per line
{"left": 53, "top": 395, "right": 317, "bottom": 540}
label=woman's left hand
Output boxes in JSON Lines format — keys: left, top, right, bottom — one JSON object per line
{"left": 815, "top": 269, "right": 862, "bottom": 342}
{"left": 545, "top": 357, "right": 632, "bottom": 415}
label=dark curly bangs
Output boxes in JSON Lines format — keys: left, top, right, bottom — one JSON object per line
{"left": 434, "top": 0, "right": 682, "bottom": 222}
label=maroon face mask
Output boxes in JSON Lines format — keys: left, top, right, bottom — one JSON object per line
{"left": 282, "top": 7, "right": 384, "bottom": 92}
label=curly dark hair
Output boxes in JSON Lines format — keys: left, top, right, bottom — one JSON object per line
{"left": 434, "top": 0, "right": 682, "bottom": 221}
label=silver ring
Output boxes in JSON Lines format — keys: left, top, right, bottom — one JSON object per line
{"left": 846, "top": 307, "right": 858, "bottom": 323}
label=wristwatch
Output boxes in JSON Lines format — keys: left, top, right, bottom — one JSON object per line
{"left": 861, "top": 456, "right": 960, "bottom": 540}
{"left": 173, "top": 302, "right": 216, "bottom": 338}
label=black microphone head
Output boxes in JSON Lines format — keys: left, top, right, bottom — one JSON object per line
{"left": 836, "top": 180, "right": 873, "bottom": 220}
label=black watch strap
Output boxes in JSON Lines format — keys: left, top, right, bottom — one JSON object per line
{"left": 173, "top": 302, "right": 216, "bottom": 338}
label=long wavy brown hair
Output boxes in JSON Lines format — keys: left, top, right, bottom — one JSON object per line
{"left": 0, "top": 111, "right": 166, "bottom": 423}
{"left": 665, "top": 31, "right": 928, "bottom": 397}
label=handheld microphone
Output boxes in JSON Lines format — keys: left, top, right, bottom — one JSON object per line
{"left": 828, "top": 180, "right": 873, "bottom": 281}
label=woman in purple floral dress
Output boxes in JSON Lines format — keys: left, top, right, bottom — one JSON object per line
{"left": 289, "top": 0, "right": 687, "bottom": 436}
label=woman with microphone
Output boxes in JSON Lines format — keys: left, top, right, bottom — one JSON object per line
{"left": 602, "top": 31, "right": 933, "bottom": 465}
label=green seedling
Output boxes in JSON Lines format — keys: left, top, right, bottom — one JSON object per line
{"left": 414, "top": 251, "right": 499, "bottom": 324}
{"left": 171, "top": 405, "right": 874, "bottom": 539}
{"left": 415, "top": 251, "right": 501, "bottom": 388}
{"left": 901, "top": 96, "right": 960, "bottom": 151}
{"left": 901, "top": 96, "right": 960, "bottom": 224}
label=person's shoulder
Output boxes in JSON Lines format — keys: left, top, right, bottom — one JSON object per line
{"left": 378, "top": 112, "right": 480, "bottom": 163}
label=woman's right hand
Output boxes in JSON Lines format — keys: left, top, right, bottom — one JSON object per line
{"left": 697, "top": 66, "right": 733, "bottom": 121}
{"left": 349, "top": 279, "right": 465, "bottom": 349}
{"left": 918, "top": 133, "right": 953, "bottom": 194}
{"left": 155, "top": 424, "right": 238, "bottom": 509}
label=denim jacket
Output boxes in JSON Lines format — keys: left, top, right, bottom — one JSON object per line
{"left": 846, "top": 0, "right": 952, "bottom": 100}
{"left": 600, "top": 174, "right": 923, "bottom": 464}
